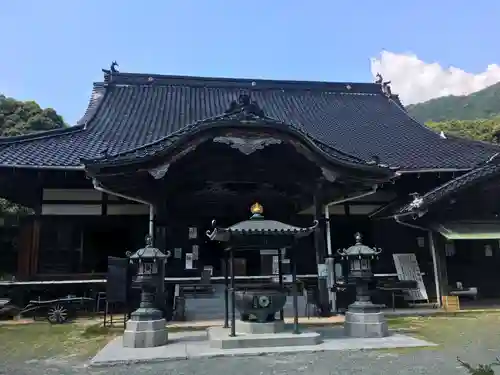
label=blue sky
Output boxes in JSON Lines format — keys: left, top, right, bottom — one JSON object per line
{"left": 1, "top": 0, "right": 500, "bottom": 124}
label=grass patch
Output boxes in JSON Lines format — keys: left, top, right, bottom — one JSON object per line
{"left": 81, "top": 323, "right": 123, "bottom": 337}
{"left": 373, "top": 312, "right": 500, "bottom": 354}
{"left": 387, "top": 312, "right": 500, "bottom": 347}
{"left": 0, "top": 322, "right": 119, "bottom": 363}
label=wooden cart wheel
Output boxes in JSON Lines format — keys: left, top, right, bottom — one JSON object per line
{"left": 47, "top": 304, "right": 69, "bottom": 324}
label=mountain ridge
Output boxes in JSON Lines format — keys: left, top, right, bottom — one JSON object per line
{"left": 405, "top": 82, "right": 500, "bottom": 143}
{"left": 406, "top": 82, "right": 500, "bottom": 123}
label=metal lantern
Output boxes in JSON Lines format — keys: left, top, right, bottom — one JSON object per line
{"left": 337, "top": 233, "right": 388, "bottom": 338}
{"left": 337, "top": 232, "right": 381, "bottom": 280}
{"left": 126, "top": 235, "right": 171, "bottom": 319}
{"left": 337, "top": 232, "right": 382, "bottom": 312}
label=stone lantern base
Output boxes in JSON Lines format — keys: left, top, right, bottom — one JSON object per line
{"left": 123, "top": 308, "right": 168, "bottom": 348}
{"left": 343, "top": 301, "right": 388, "bottom": 338}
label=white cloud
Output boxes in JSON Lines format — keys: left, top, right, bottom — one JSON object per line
{"left": 370, "top": 51, "right": 500, "bottom": 105}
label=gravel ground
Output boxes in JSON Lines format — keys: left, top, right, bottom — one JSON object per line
{"left": 2, "top": 314, "right": 500, "bottom": 375}
{"left": 0, "top": 349, "right": 490, "bottom": 375}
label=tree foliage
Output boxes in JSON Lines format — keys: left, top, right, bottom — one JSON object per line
{"left": 0, "top": 94, "right": 67, "bottom": 216}
{"left": 427, "top": 117, "right": 500, "bottom": 143}
{"left": 0, "top": 94, "right": 66, "bottom": 137}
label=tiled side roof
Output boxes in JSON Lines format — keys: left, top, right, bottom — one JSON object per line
{"left": 0, "top": 70, "right": 499, "bottom": 169}
{"left": 397, "top": 154, "right": 500, "bottom": 216}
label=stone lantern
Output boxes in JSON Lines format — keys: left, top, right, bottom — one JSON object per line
{"left": 123, "top": 235, "right": 171, "bottom": 348}
{"left": 337, "top": 232, "right": 388, "bottom": 338}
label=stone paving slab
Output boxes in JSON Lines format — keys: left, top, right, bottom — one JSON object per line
{"left": 207, "top": 326, "right": 322, "bottom": 349}
{"left": 90, "top": 327, "right": 436, "bottom": 367}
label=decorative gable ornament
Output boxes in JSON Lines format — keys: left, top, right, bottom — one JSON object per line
{"left": 408, "top": 192, "right": 424, "bottom": 210}
{"left": 225, "top": 93, "right": 266, "bottom": 117}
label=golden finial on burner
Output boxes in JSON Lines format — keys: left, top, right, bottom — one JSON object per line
{"left": 250, "top": 202, "right": 264, "bottom": 215}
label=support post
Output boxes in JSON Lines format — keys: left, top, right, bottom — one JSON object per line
{"left": 17, "top": 220, "right": 34, "bottom": 279}
{"left": 230, "top": 249, "right": 236, "bottom": 337}
{"left": 278, "top": 248, "right": 284, "bottom": 321}
{"left": 325, "top": 210, "right": 337, "bottom": 313}
{"left": 291, "top": 246, "right": 299, "bottom": 334}
{"left": 428, "top": 231, "right": 443, "bottom": 307}
{"left": 223, "top": 249, "right": 229, "bottom": 328}
{"left": 148, "top": 205, "right": 155, "bottom": 244}
{"left": 313, "top": 186, "right": 330, "bottom": 316}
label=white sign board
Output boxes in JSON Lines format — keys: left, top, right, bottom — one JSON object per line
{"left": 392, "top": 253, "right": 428, "bottom": 301}
{"left": 317, "top": 263, "right": 328, "bottom": 279}
{"left": 185, "top": 253, "right": 194, "bottom": 270}
{"left": 272, "top": 256, "right": 279, "bottom": 275}
{"left": 188, "top": 227, "right": 198, "bottom": 239}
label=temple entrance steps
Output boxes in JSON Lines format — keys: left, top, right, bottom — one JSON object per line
{"left": 183, "top": 284, "right": 308, "bottom": 321}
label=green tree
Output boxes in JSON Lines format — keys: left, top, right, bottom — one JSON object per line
{"left": 0, "top": 94, "right": 67, "bottom": 216}
{"left": 0, "top": 95, "right": 66, "bottom": 137}
{"left": 427, "top": 117, "right": 500, "bottom": 143}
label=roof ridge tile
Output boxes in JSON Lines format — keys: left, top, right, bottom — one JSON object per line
{"left": 104, "top": 71, "right": 384, "bottom": 95}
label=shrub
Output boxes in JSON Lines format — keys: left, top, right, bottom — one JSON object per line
{"left": 458, "top": 357, "right": 500, "bottom": 375}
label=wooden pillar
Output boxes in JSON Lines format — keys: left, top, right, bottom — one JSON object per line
{"left": 29, "top": 219, "right": 40, "bottom": 276}
{"left": 430, "top": 232, "right": 449, "bottom": 301}
{"left": 291, "top": 246, "right": 299, "bottom": 334}
{"left": 428, "top": 230, "right": 441, "bottom": 307}
{"left": 223, "top": 250, "right": 229, "bottom": 328}
{"left": 230, "top": 248, "right": 236, "bottom": 337}
{"left": 16, "top": 220, "right": 33, "bottom": 279}
{"left": 29, "top": 186, "right": 43, "bottom": 278}
{"left": 16, "top": 216, "right": 41, "bottom": 280}
{"left": 14, "top": 174, "right": 42, "bottom": 279}
{"left": 313, "top": 185, "right": 331, "bottom": 316}
{"left": 101, "top": 193, "right": 109, "bottom": 216}
{"left": 278, "top": 248, "right": 284, "bottom": 321}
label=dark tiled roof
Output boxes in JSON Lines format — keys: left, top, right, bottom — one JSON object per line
{"left": 397, "top": 153, "right": 500, "bottom": 216}
{"left": 0, "top": 70, "right": 499, "bottom": 169}
{"left": 83, "top": 104, "right": 385, "bottom": 174}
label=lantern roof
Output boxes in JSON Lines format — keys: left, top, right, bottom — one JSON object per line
{"left": 128, "top": 235, "right": 169, "bottom": 259}
{"left": 206, "top": 203, "right": 318, "bottom": 243}
{"left": 337, "top": 232, "right": 382, "bottom": 257}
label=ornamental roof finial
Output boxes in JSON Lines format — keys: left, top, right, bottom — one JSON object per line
{"left": 375, "top": 73, "right": 392, "bottom": 97}
{"left": 110, "top": 61, "right": 119, "bottom": 73}
{"left": 101, "top": 61, "right": 119, "bottom": 83}
{"left": 250, "top": 202, "right": 264, "bottom": 219}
